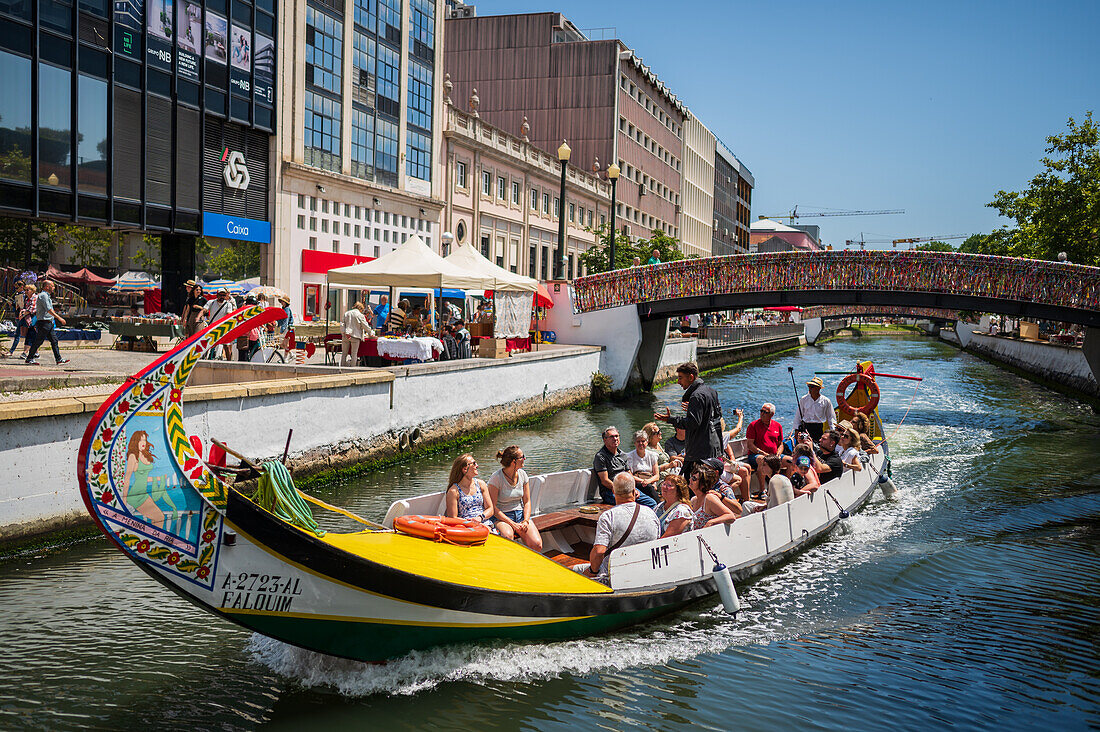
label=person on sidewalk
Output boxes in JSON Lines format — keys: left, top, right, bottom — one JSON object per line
{"left": 6, "top": 281, "right": 32, "bottom": 358}
{"left": 341, "top": 301, "right": 373, "bottom": 366}
{"left": 24, "top": 281, "right": 69, "bottom": 366}
{"left": 201, "top": 288, "right": 237, "bottom": 360}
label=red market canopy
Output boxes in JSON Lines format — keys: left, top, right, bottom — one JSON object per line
{"left": 46, "top": 266, "right": 116, "bottom": 287}
{"left": 534, "top": 283, "right": 554, "bottom": 309}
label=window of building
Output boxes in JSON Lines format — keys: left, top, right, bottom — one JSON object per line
{"left": 373, "top": 245, "right": 380, "bottom": 256}
{"left": 305, "top": 90, "right": 341, "bottom": 172}
{"left": 511, "top": 180, "right": 520, "bottom": 205}
{"left": 77, "top": 73, "right": 108, "bottom": 196}
{"left": 306, "top": 6, "right": 342, "bottom": 95}
{"left": 375, "top": 41, "right": 400, "bottom": 116}
{"left": 409, "top": 0, "right": 434, "bottom": 60}
{"left": 351, "top": 107, "right": 374, "bottom": 179}
{"left": 297, "top": 214, "right": 305, "bottom": 229}
{"left": 354, "top": 0, "right": 376, "bottom": 33}
{"left": 355, "top": 224, "right": 361, "bottom": 237}
{"left": 354, "top": 241, "right": 360, "bottom": 255}
{"left": 599, "top": 213, "right": 605, "bottom": 227}
{"left": 322, "top": 200, "right": 329, "bottom": 213}
{"left": 568, "top": 202, "right": 575, "bottom": 222}
{"left": 333, "top": 239, "right": 340, "bottom": 252}
{"left": 406, "top": 58, "right": 432, "bottom": 132}
{"left": 497, "top": 176, "right": 506, "bottom": 201}
{"left": 588, "top": 210, "right": 594, "bottom": 227}
{"left": 482, "top": 171, "right": 492, "bottom": 196}
{"left": 530, "top": 188, "right": 538, "bottom": 211}
{"left": 310, "top": 217, "right": 317, "bottom": 230}
{"left": 377, "top": 0, "right": 400, "bottom": 37}
{"left": 542, "top": 192, "right": 550, "bottom": 214}
{"left": 456, "top": 160, "right": 467, "bottom": 188}
{"left": 406, "top": 128, "right": 431, "bottom": 180}
{"left": 554, "top": 197, "right": 559, "bottom": 218}
{"left": 374, "top": 116, "right": 398, "bottom": 186}
{"left": 39, "top": 62, "right": 71, "bottom": 189}
{"left": 344, "top": 222, "right": 350, "bottom": 236}
{"left": 321, "top": 219, "right": 328, "bottom": 233}
{"left": 309, "top": 236, "right": 317, "bottom": 250}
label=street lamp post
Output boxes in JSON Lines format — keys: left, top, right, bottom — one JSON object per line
{"left": 556, "top": 140, "right": 570, "bottom": 280}
{"left": 607, "top": 162, "right": 620, "bottom": 270}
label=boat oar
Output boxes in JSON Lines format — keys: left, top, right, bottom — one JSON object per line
{"left": 788, "top": 366, "right": 804, "bottom": 429}
{"left": 825, "top": 490, "right": 850, "bottom": 519}
{"left": 281, "top": 429, "right": 293, "bottom": 463}
{"left": 212, "top": 439, "right": 264, "bottom": 477}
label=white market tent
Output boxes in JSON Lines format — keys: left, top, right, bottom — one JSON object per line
{"left": 445, "top": 243, "right": 537, "bottom": 338}
{"left": 327, "top": 235, "right": 494, "bottom": 290}
{"left": 326, "top": 235, "right": 498, "bottom": 331}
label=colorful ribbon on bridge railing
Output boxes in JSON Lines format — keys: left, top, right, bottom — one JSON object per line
{"left": 801, "top": 305, "right": 960, "bottom": 320}
{"left": 572, "top": 251, "right": 1100, "bottom": 314}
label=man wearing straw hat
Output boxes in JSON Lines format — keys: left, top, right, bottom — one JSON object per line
{"left": 793, "top": 376, "right": 836, "bottom": 442}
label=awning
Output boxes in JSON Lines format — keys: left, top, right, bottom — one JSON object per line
{"left": 327, "top": 235, "right": 496, "bottom": 290}
{"left": 110, "top": 270, "right": 160, "bottom": 292}
{"left": 444, "top": 243, "right": 538, "bottom": 292}
{"left": 46, "top": 266, "right": 116, "bottom": 286}
{"left": 534, "top": 283, "right": 554, "bottom": 309}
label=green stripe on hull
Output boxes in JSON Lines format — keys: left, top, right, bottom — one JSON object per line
{"left": 233, "top": 605, "right": 684, "bottom": 662}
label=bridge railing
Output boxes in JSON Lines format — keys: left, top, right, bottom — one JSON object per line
{"left": 698, "top": 322, "right": 804, "bottom": 347}
{"left": 571, "top": 251, "right": 1100, "bottom": 315}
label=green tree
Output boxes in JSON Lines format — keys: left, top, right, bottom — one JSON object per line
{"left": 988, "top": 111, "right": 1100, "bottom": 265}
{"left": 131, "top": 234, "right": 163, "bottom": 275}
{"left": 958, "top": 230, "right": 1020, "bottom": 257}
{"left": 206, "top": 241, "right": 260, "bottom": 280}
{"left": 578, "top": 224, "right": 686, "bottom": 274}
{"left": 913, "top": 240, "right": 957, "bottom": 252}
{"left": 63, "top": 224, "right": 112, "bottom": 267}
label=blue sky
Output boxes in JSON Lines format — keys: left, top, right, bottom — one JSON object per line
{"left": 466, "top": 0, "right": 1099, "bottom": 250}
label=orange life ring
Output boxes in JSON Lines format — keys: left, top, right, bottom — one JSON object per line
{"left": 393, "top": 514, "right": 490, "bottom": 545}
{"left": 836, "top": 372, "right": 880, "bottom": 415}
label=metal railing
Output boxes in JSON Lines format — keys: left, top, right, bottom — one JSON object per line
{"left": 697, "top": 322, "right": 804, "bottom": 347}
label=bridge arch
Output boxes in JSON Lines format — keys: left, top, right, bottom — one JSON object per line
{"left": 572, "top": 251, "right": 1100, "bottom": 327}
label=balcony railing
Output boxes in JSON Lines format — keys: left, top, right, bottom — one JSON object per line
{"left": 697, "top": 322, "right": 804, "bottom": 347}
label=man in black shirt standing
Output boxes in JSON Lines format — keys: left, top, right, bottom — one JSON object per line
{"left": 654, "top": 362, "right": 722, "bottom": 478}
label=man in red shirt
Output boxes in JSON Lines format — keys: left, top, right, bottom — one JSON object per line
{"left": 743, "top": 402, "right": 783, "bottom": 496}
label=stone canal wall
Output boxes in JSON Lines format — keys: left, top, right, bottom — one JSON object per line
{"left": 962, "top": 331, "right": 1098, "bottom": 398}
{"left": 0, "top": 345, "right": 601, "bottom": 544}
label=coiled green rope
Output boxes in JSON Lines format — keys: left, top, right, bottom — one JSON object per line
{"left": 250, "top": 460, "right": 326, "bottom": 537}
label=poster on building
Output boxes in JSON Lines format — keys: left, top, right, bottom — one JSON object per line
{"left": 229, "top": 24, "right": 252, "bottom": 96}
{"left": 175, "top": 0, "right": 201, "bottom": 81}
{"left": 253, "top": 34, "right": 274, "bottom": 106}
{"left": 146, "top": 0, "right": 173, "bottom": 70}
{"left": 113, "top": 0, "right": 143, "bottom": 61}
{"left": 204, "top": 11, "right": 228, "bottom": 86}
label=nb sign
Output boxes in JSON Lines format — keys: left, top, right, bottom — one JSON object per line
{"left": 223, "top": 150, "right": 250, "bottom": 190}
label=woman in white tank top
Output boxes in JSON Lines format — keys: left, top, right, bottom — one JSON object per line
{"left": 486, "top": 445, "right": 543, "bottom": 551}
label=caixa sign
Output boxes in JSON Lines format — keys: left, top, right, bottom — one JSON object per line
{"left": 202, "top": 212, "right": 271, "bottom": 244}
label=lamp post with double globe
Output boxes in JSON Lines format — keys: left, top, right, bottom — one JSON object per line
{"left": 607, "top": 162, "right": 620, "bottom": 270}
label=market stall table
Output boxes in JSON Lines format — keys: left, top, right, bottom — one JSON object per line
{"left": 108, "top": 319, "right": 183, "bottom": 352}
{"left": 325, "top": 334, "right": 444, "bottom": 364}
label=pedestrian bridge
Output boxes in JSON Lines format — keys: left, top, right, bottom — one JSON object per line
{"left": 800, "top": 305, "right": 961, "bottom": 322}
{"left": 552, "top": 251, "right": 1100, "bottom": 391}
{"left": 571, "top": 250, "right": 1100, "bottom": 327}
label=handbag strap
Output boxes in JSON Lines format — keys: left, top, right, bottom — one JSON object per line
{"left": 608, "top": 503, "right": 642, "bottom": 552}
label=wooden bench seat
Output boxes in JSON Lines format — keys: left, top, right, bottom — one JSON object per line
{"left": 532, "top": 505, "right": 608, "bottom": 533}
{"left": 543, "top": 542, "right": 593, "bottom": 568}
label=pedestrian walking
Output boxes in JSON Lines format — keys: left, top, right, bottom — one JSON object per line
{"left": 24, "top": 281, "right": 70, "bottom": 365}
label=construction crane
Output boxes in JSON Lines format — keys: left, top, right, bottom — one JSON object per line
{"left": 759, "top": 205, "right": 905, "bottom": 221}
{"left": 844, "top": 234, "right": 970, "bottom": 249}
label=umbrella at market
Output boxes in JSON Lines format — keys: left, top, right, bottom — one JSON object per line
{"left": 110, "top": 270, "right": 161, "bottom": 293}
{"left": 248, "top": 284, "right": 289, "bottom": 301}
{"left": 534, "top": 282, "right": 554, "bottom": 309}
{"left": 205, "top": 279, "right": 248, "bottom": 296}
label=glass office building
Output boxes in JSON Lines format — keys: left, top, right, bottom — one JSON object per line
{"left": 0, "top": 0, "right": 275, "bottom": 308}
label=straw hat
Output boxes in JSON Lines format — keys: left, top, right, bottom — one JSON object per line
{"left": 806, "top": 376, "right": 824, "bottom": 389}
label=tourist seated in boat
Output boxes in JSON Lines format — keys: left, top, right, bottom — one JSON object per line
{"left": 837, "top": 429, "right": 863, "bottom": 472}
{"left": 625, "top": 430, "right": 661, "bottom": 502}
{"left": 656, "top": 475, "right": 693, "bottom": 538}
{"left": 444, "top": 453, "right": 496, "bottom": 528}
{"left": 593, "top": 427, "right": 658, "bottom": 510}
{"left": 783, "top": 448, "right": 821, "bottom": 495}
{"left": 850, "top": 413, "right": 880, "bottom": 454}
{"left": 742, "top": 403, "right": 784, "bottom": 496}
{"left": 688, "top": 464, "right": 739, "bottom": 530}
{"left": 741, "top": 456, "right": 795, "bottom": 516}
{"left": 486, "top": 445, "right": 543, "bottom": 551}
{"left": 663, "top": 426, "right": 687, "bottom": 465}
{"left": 807, "top": 430, "right": 844, "bottom": 482}
{"left": 719, "top": 457, "right": 751, "bottom": 503}
{"left": 642, "top": 422, "right": 682, "bottom": 478}
{"left": 700, "top": 458, "right": 743, "bottom": 517}
{"left": 721, "top": 408, "right": 744, "bottom": 460}
{"left": 573, "top": 473, "right": 661, "bottom": 582}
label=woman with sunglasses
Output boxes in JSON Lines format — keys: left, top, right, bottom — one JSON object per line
{"left": 688, "top": 464, "right": 738, "bottom": 530}
{"left": 486, "top": 445, "right": 543, "bottom": 551}
{"left": 643, "top": 422, "right": 681, "bottom": 476}
{"left": 445, "top": 453, "right": 495, "bottom": 529}
{"left": 655, "top": 474, "right": 693, "bottom": 538}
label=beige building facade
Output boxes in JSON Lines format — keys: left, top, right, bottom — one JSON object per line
{"left": 441, "top": 96, "right": 611, "bottom": 280}
{"left": 679, "top": 113, "right": 717, "bottom": 257}
{"left": 270, "top": 0, "right": 447, "bottom": 319}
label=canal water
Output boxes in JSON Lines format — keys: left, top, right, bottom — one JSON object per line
{"left": 2, "top": 336, "right": 1099, "bottom": 730}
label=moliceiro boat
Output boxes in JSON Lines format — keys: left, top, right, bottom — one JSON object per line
{"left": 77, "top": 306, "right": 897, "bottom": 663}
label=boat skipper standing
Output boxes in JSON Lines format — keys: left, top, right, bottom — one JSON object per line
{"left": 794, "top": 376, "right": 836, "bottom": 442}
{"left": 654, "top": 362, "right": 722, "bottom": 478}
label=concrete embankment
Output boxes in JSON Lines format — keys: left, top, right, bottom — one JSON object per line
{"left": 0, "top": 345, "right": 601, "bottom": 545}
{"left": 947, "top": 328, "right": 1099, "bottom": 403}
{"left": 697, "top": 334, "right": 806, "bottom": 372}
